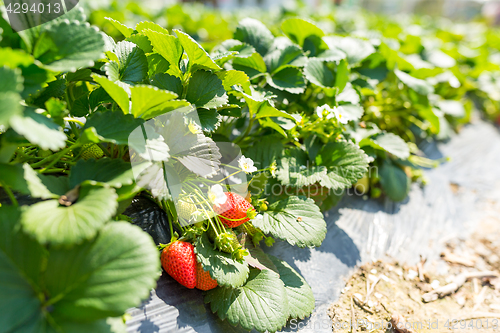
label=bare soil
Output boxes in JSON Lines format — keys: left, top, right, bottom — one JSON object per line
{"left": 327, "top": 200, "right": 500, "bottom": 333}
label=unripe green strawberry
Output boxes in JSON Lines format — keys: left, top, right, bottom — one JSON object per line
{"left": 80, "top": 143, "right": 103, "bottom": 160}
{"left": 161, "top": 241, "right": 197, "bottom": 289}
{"left": 236, "top": 222, "right": 265, "bottom": 247}
{"left": 371, "top": 187, "right": 382, "bottom": 199}
{"left": 354, "top": 174, "right": 369, "bottom": 195}
{"left": 177, "top": 197, "right": 197, "bottom": 221}
{"left": 196, "top": 262, "right": 218, "bottom": 291}
{"left": 215, "top": 230, "right": 241, "bottom": 254}
{"left": 236, "top": 222, "right": 258, "bottom": 236}
{"left": 214, "top": 192, "right": 256, "bottom": 228}
{"left": 207, "top": 228, "right": 242, "bottom": 254}
{"left": 37, "top": 149, "right": 52, "bottom": 158}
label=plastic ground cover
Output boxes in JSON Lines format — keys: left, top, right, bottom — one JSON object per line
{"left": 124, "top": 117, "right": 500, "bottom": 333}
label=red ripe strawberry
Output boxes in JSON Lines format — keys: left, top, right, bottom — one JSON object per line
{"left": 195, "top": 262, "right": 218, "bottom": 291}
{"left": 161, "top": 241, "right": 197, "bottom": 289}
{"left": 214, "top": 192, "right": 256, "bottom": 228}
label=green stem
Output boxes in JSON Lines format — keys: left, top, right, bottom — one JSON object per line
{"left": 36, "top": 146, "right": 76, "bottom": 172}
{"left": 98, "top": 143, "right": 111, "bottom": 158}
{"left": 186, "top": 183, "right": 223, "bottom": 235}
{"left": 64, "top": 117, "right": 85, "bottom": 127}
{"left": 164, "top": 201, "right": 175, "bottom": 240}
{"left": 0, "top": 182, "right": 18, "bottom": 207}
{"left": 234, "top": 116, "right": 255, "bottom": 145}
{"left": 181, "top": 72, "right": 192, "bottom": 99}
{"left": 39, "top": 168, "right": 68, "bottom": 174}
{"left": 204, "top": 170, "right": 242, "bottom": 184}
{"left": 30, "top": 146, "right": 73, "bottom": 168}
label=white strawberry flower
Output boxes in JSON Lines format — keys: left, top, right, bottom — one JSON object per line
{"left": 316, "top": 104, "right": 335, "bottom": 119}
{"left": 316, "top": 104, "right": 350, "bottom": 124}
{"left": 208, "top": 184, "right": 227, "bottom": 206}
{"left": 331, "top": 106, "right": 349, "bottom": 124}
{"left": 238, "top": 155, "right": 258, "bottom": 173}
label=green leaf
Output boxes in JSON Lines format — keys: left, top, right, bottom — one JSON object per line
{"left": 0, "top": 92, "right": 22, "bottom": 129}
{"left": 130, "top": 85, "right": 178, "bottom": 118}
{"left": 243, "top": 238, "right": 279, "bottom": 273}
{"left": 136, "top": 99, "right": 191, "bottom": 120}
{"left": 147, "top": 53, "right": 170, "bottom": 77}
{"left": 69, "top": 158, "right": 147, "bottom": 189}
{"left": 281, "top": 18, "right": 325, "bottom": 47}
{"left": 174, "top": 29, "right": 220, "bottom": 72}
{"left": 337, "top": 83, "right": 360, "bottom": 104}
{"left": 0, "top": 163, "right": 68, "bottom": 199}
{"left": 379, "top": 43, "right": 414, "bottom": 71}
{"left": 30, "top": 77, "right": 66, "bottom": 108}
{"left": 234, "top": 18, "right": 274, "bottom": 56}
{"left": 0, "top": 66, "right": 23, "bottom": 94}
{"left": 436, "top": 100, "right": 466, "bottom": 118}
{"left": 215, "top": 39, "right": 256, "bottom": 58}
{"left": 128, "top": 124, "right": 170, "bottom": 162}
{"left": 136, "top": 21, "right": 169, "bottom": 35}
{"left": 264, "top": 44, "right": 306, "bottom": 74}
{"left": 126, "top": 34, "right": 153, "bottom": 54}
{"left": 315, "top": 142, "right": 370, "bottom": 190}
{"left": 304, "top": 58, "right": 334, "bottom": 88}
{"left": 267, "top": 67, "right": 306, "bottom": 94}
{"left": 35, "top": 20, "right": 105, "bottom": 72}
{"left": 0, "top": 67, "right": 23, "bottom": 128}
{"left": 217, "top": 70, "right": 251, "bottom": 94}
{"left": 105, "top": 17, "right": 133, "bottom": 37}
{"left": 338, "top": 104, "right": 364, "bottom": 122}
{"left": 45, "top": 222, "right": 160, "bottom": 321}
{"left": 425, "top": 49, "right": 456, "bottom": 69}
{"left": 244, "top": 139, "right": 284, "bottom": 169}
{"left": 379, "top": 161, "right": 411, "bottom": 202}
{"left": 218, "top": 104, "right": 242, "bottom": 117}
{"left": 418, "top": 107, "right": 440, "bottom": 133}
{"left": 143, "top": 29, "right": 183, "bottom": 78}
{"left": 58, "top": 319, "right": 124, "bottom": 333}
{"left": 254, "top": 196, "right": 327, "bottom": 248}
{"left": 9, "top": 109, "right": 66, "bottom": 151}
{"left": 276, "top": 149, "right": 328, "bottom": 187}
{"left": 106, "top": 41, "right": 148, "bottom": 84}
{"left": 198, "top": 109, "right": 222, "bottom": 132}
{"left": 232, "top": 52, "right": 267, "bottom": 80}
{"left": 186, "top": 70, "right": 228, "bottom": 109}
{"left": 80, "top": 110, "right": 145, "bottom": 146}
{"left": 195, "top": 234, "right": 249, "bottom": 288}
{"left": 0, "top": 206, "right": 45, "bottom": 333}
{"left": 335, "top": 59, "right": 349, "bottom": 92}
{"left": 92, "top": 74, "right": 130, "bottom": 114}
{"left": 323, "top": 36, "right": 375, "bottom": 65}
{"left": 204, "top": 269, "right": 288, "bottom": 333}
{"left": 360, "top": 133, "right": 410, "bottom": 160}
{"left": 151, "top": 73, "right": 183, "bottom": 96}
{"left": 0, "top": 48, "right": 35, "bottom": 68}
{"left": 211, "top": 51, "right": 238, "bottom": 66}
{"left": 20, "top": 185, "right": 118, "bottom": 246}
{"left": 395, "top": 69, "right": 434, "bottom": 95}
{"left": 316, "top": 48, "right": 346, "bottom": 62}
{"left": 243, "top": 96, "right": 295, "bottom": 120}
{"left": 268, "top": 255, "right": 315, "bottom": 320}
{"left": 258, "top": 118, "right": 287, "bottom": 137}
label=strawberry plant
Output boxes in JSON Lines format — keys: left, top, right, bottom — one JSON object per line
{"left": 0, "top": 8, "right": 329, "bottom": 333}
{"left": 2, "top": 1, "right": 500, "bottom": 332}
